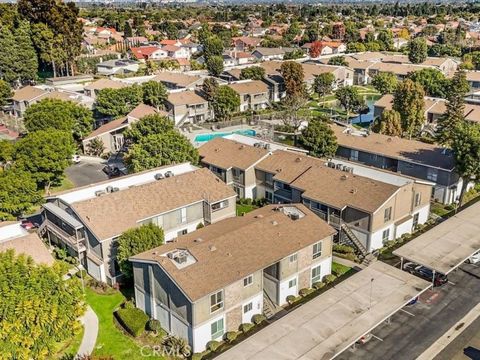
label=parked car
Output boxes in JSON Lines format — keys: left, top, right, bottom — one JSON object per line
{"left": 72, "top": 154, "right": 81, "bottom": 164}
{"left": 406, "top": 296, "right": 419, "bottom": 306}
{"left": 356, "top": 333, "right": 373, "bottom": 345}
{"left": 102, "top": 164, "right": 128, "bottom": 178}
{"left": 466, "top": 251, "right": 480, "bottom": 264}
{"left": 403, "top": 262, "right": 448, "bottom": 287}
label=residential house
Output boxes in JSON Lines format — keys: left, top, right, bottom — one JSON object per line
{"left": 302, "top": 63, "right": 354, "bottom": 89}
{"left": 130, "top": 46, "right": 168, "bottom": 62}
{"left": 332, "top": 124, "right": 463, "bottom": 204}
{"left": 130, "top": 204, "right": 335, "bottom": 352}
{"left": 165, "top": 90, "right": 211, "bottom": 125}
{"left": 82, "top": 104, "right": 165, "bottom": 155}
{"left": 153, "top": 72, "right": 204, "bottom": 90}
{"left": 226, "top": 80, "right": 270, "bottom": 112}
{"left": 97, "top": 59, "right": 140, "bottom": 76}
{"left": 84, "top": 78, "right": 127, "bottom": 99}
{"left": 251, "top": 47, "right": 296, "bottom": 62}
{"left": 161, "top": 45, "right": 190, "bottom": 59}
{"left": 39, "top": 165, "right": 237, "bottom": 284}
{"left": 466, "top": 71, "right": 480, "bottom": 91}
{"left": 232, "top": 36, "right": 262, "bottom": 52}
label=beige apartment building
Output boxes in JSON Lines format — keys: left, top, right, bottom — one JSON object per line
{"left": 39, "top": 164, "right": 236, "bottom": 284}
{"left": 165, "top": 90, "right": 211, "bottom": 125}
{"left": 130, "top": 204, "right": 335, "bottom": 353}
{"left": 226, "top": 80, "right": 270, "bottom": 112}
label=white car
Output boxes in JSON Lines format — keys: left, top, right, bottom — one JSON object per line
{"left": 466, "top": 251, "right": 480, "bottom": 264}
{"left": 72, "top": 155, "right": 81, "bottom": 164}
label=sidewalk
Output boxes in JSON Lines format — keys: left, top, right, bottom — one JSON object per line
{"left": 76, "top": 305, "right": 99, "bottom": 358}
{"left": 333, "top": 255, "right": 364, "bottom": 270}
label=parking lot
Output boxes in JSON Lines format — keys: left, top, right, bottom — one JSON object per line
{"left": 337, "top": 263, "right": 480, "bottom": 360}
{"left": 65, "top": 161, "right": 108, "bottom": 187}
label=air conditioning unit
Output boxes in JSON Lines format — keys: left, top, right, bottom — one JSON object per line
{"left": 165, "top": 171, "right": 174, "bottom": 178}
{"left": 327, "top": 162, "right": 336, "bottom": 169}
{"left": 253, "top": 142, "right": 263, "bottom": 148}
{"left": 264, "top": 143, "right": 271, "bottom": 150}
{"left": 95, "top": 190, "right": 106, "bottom": 197}
{"left": 290, "top": 213, "right": 300, "bottom": 220}
{"left": 106, "top": 186, "right": 114, "bottom": 193}
{"left": 175, "top": 252, "right": 188, "bottom": 264}
{"left": 335, "top": 163, "right": 343, "bottom": 170}
{"left": 154, "top": 173, "right": 164, "bottom": 180}
{"left": 346, "top": 167, "right": 354, "bottom": 173}
{"left": 112, "top": 187, "right": 120, "bottom": 192}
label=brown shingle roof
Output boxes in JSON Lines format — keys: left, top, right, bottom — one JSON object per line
{"left": 153, "top": 72, "right": 202, "bottom": 88}
{"left": 199, "top": 137, "right": 269, "bottom": 170}
{"left": 71, "top": 168, "right": 236, "bottom": 240}
{"left": 227, "top": 80, "right": 268, "bottom": 95}
{"left": 83, "top": 117, "right": 129, "bottom": 140}
{"left": 85, "top": 78, "right": 127, "bottom": 91}
{"left": 0, "top": 232, "right": 55, "bottom": 266}
{"left": 167, "top": 91, "right": 207, "bottom": 106}
{"left": 131, "top": 204, "right": 335, "bottom": 301}
{"left": 12, "top": 86, "right": 47, "bottom": 102}
{"left": 332, "top": 124, "right": 455, "bottom": 170}
{"left": 127, "top": 103, "right": 165, "bottom": 120}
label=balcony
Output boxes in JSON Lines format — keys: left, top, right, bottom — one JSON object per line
{"left": 274, "top": 188, "right": 292, "bottom": 201}
{"left": 329, "top": 214, "right": 341, "bottom": 228}
{"left": 45, "top": 220, "right": 87, "bottom": 252}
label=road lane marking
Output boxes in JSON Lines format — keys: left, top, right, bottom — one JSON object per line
{"left": 400, "top": 308, "right": 415, "bottom": 317}
{"left": 372, "top": 334, "right": 383, "bottom": 342}
{"left": 448, "top": 281, "right": 456, "bottom": 285}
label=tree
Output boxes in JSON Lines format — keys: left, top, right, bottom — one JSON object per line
{"left": 24, "top": 99, "right": 94, "bottom": 141}
{"left": 309, "top": 41, "right": 323, "bottom": 58}
{"left": 299, "top": 118, "right": 338, "bottom": 158}
{"left": 451, "top": 122, "right": 480, "bottom": 205}
{"left": 0, "top": 140, "right": 14, "bottom": 168}
{"left": 0, "top": 250, "right": 85, "bottom": 359}
{"left": 123, "top": 115, "right": 175, "bottom": 144}
{"left": 240, "top": 66, "right": 266, "bottom": 81}
{"left": 0, "top": 169, "right": 43, "bottom": 221}
{"left": 335, "top": 86, "right": 364, "bottom": 120}
{"left": 407, "top": 68, "right": 448, "bottom": 98}
{"left": 201, "top": 77, "right": 219, "bottom": 102}
{"left": 393, "top": 79, "right": 425, "bottom": 139}
{"left": 31, "top": 23, "right": 66, "bottom": 78}
{"left": 117, "top": 223, "right": 164, "bottom": 278}
{"left": 374, "top": 109, "right": 403, "bottom": 137}
{"left": 280, "top": 61, "right": 305, "bottom": 99}
{"left": 0, "top": 26, "right": 17, "bottom": 83}
{"left": 313, "top": 73, "right": 335, "bottom": 99}
{"left": 85, "top": 138, "right": 105, "bottom": 157}
{"left": 283, "top": 49, "right": 305, "bottom": 60}
{"left": 328, "top": 56, "right": 349, "bottom": 66}
{"left": 141, "top": 81, "right": 167, "bottom": 108}
{"left": 346, "top": 42, "right": 366, "bottom": 53}
{"left": 211, "top": 86, "right": 240, "bottom": 121}
{"left": 437, "top": 70, "right": 470, "bottom": 146}
{"left": 96, "top": 85, "right": 143, "bottom": 117}
{"left": 408, "top": 37, "right": 428, "bottom": 64}
{"left": 0, "top": 80, "right": 12, "bottom": 107}
{"left": 13, "top": 21, "right": 38, "bottom": 83}
{"left": 372, "top": 72, "right": 398, "bottom": 95}
{"left": 124, "top": 21, "right": 133, "bottom": 38}
{"left": 124, "top": 132, "right": 199, "bottom": 173}
{"left": 202, "top": 35, "right": 223, "bottom": 59}
{"left": 206, "top": 55, "right": 224, "bottom": 77}
{"left": 14, "top": 130, "right": 75, "bottom": 190}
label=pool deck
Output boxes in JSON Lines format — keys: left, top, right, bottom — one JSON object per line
{"left": 183, "top": 124, "right": 266, "bottom": 147}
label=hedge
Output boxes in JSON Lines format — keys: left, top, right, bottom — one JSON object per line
{"left": 252, "top": 314, "right": 266, "bottom": 325}
{"left": 207, "top": 340, "right": 220, "bottom": 352}
{"left": 115, "top": 308, "right": 149, "bottom": 337}
{"left": 239, "top": 323, "right": 254, "bottom": 333}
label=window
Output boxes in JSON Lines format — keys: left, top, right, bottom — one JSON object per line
{"left": 265, "top": 173, "right": 274, "bottom": 185}
{"left": 232, "top": 168, "right": 241, "bottom": 180}
{"left": 212, "top": 200, "right": 229, "bottom": 212}
{"left": 312, "top": 241, "right": 322, "bottom": 259}
{"left": 243, "top": 302, "right": 253, "bottom": 313}
{"left": 243, "top": 275, "right": 253, "bottom": 287}
{"left": 288, "top": 278, "right": 297, "bottom": 288}
{"left": 413, "top": 213, "right": 419, "bottom": 228}
{"left": 427, "top": 168, "right": 438, "bottom": 182}
{"left": 382, "top": 229, "right": 390, "bottom": 242}
{"left": 289, "top": 253, "right": 298, "bottom": 263}
{"left": 265, "top": 191, "right": 273, "bottom": 202}
{"left": 177, "top": 229, "right": 187, "bottom": 237}
{"left": 414, "top": 193, "right": 421, "bottom": 207}
{"left": 210, "top": 291, "right": 223, "bottom": 313}
{"left": 311, "top": 265, "right": 322, "bottom": 283}
{"left": 210, "top": 318, "right": 224, "bottom": 340}
{"left": 351, "top": 150, "right": 359, "bottom": 161}
{"left": 384, "top": 207, "right": 392, "bottom": 223}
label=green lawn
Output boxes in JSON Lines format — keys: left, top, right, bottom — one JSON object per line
{"left": 332, "top": 262, "right": 351, "bottom": 277}
{"left": 55, "top": 327, "right": 84, "bottom": 360}
{"left": 50, "top": 177, "right": 76, "bottom": 194}
{"left": 236, "top": 204, "right": 258, "bottom": 216}
{"left": 86, "top": 288, "right": 164, "bottom": 360}
{"left": 430, "top": 202, "right": 453, "bottom": 218}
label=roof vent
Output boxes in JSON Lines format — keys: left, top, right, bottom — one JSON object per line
{"left": 341, "top": 175, "right": 348, "bottom": 180}
{"left": 255, "top": 214, "right": 264, "bottom": 218}
{"left": 271, "top": 220, "right": 278, "bottom": 226}
{"left": 154, "top": 173, "right": 164, "bottom": 180}
{"left": 106, "top": 186, "right": 114, "bottom": 193}
{"left": 194, "top": 238, "right": 203, "bottom": 243}
{"left": 387, "top": 138, "right": 392, "bottom": 142}
{"left": 95, "top": 190, "right": 106, "bottom": 197}
{"left": 165, "top": 171, "right": 174, "bottom": 178}
{"left": 239, "top": 145, "right": 245, "bottom": 149}
{"left": 350, "top": 188, "right": 358, "bottom": 194}
{"left": 209, "top": 245, "right": 217, "bottom": 252}
{"left": 295, "top": 157, "right": 302, "bottom": 162}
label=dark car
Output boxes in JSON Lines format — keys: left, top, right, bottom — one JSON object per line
{"left": 102, "top": 164, "right": 128, "bottom": 178}
{"left": 403, "top": 262, "right": 448, "bottom": 287}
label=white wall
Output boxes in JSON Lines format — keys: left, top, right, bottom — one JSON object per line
{"left": 164, "top": 220, "right": 204, "bottom": 242}
{"left": 87, "top": 257, "right": 105, "bottom": 282}
{"left": 278, "top": 275, "right": 298, "bottom": 305}
{"left": 192, "top": 313, "right": 225, "bottom": 353}
{"left": 309, "top": 256, "right": 332, "bottom": 288}
{"left": 241, "top": 293, "right": 263, "bottom": 324}
{"left": 416, "top": 204, "right": 430, "bottom": 225}
{"left": 369, "top": 223, "right": 395, "bottom": 251}
{"left": 244, "top": 184, "right": 256, "bottom": 199}
{"left": 395, "top": 218, "right": 414, "bottom": 239}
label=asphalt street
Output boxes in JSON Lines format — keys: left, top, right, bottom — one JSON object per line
{"left": 336, "top": 263, "right": 480, "bottom": 360}
{"left": 65, "top": 161, "right": 108, "bottom": 187}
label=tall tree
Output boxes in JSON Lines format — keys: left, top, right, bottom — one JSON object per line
{"left": 393, "top": 79, "right": 425, "bottom": 138}
{"left": 206, "top": 55, "right": 224, "bottom": 77}
{"left": 374, "top": 109, "right": 403, "bottom": 137}
{"left": 96, "top": 85, "right": 143, "bottom": 117}
{"left": 0, "top": 26, "right": 17, "bottom": 83}
{"left": 240, "top": 66, "right": 266, "bottom": 80}
{"left": 309, "top": 41, "right": 323, "bottom": 58}
{"left": 141, "top": 81, "right": 167, "bottom": 109}
{"left": 13, "top": 21, "right": 38, "bottom": 83}
{"left": 123, "top": 115, "right": 174, "bottom": 144}
{"left": 335, "top": 86, "right": 364, "bottom": 120}
{"left": 299, "top": 118, "right": 338, "bottom": 158}
{"left": 0, "top": 79, "right": 12, "bottom": 107}
{"left": 211, "top": 86, "right": 240, "bottom": 121}
{"left": 31, "top": 23, "right": 66, "bottom": 78}
{"left": 201, "top": 77, "right": 219, "bottom": 102}
{"left": 124, "top": 21, "right": 133, "bottom": 38}
{"left": 280, "top": 61, "right": 305, "bottom": 99}
{"left": 313, "top": 73, "right": 336, "bottom": 100}
{"left": 437, "top": 70, "right": 470, "bottom": 146}
{"left": 202, "top": 35, "right": 223, "bottom": 59}
{"left": 14, "top": 130, "right": 75, "bottom": 190}
{"left": 117, "top": 223, "right": 164, "bottom": 278}
{"left": 408, "top": 37, "right": 428, "bottom": 64}
{"left": 407, "top": 68, "right": 448, "bottom": 98}
{"left": 372, "top": 72, "right": 398, "bottom": 95}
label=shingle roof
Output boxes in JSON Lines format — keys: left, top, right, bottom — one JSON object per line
{"left": 227, "top": 80, "right": 269, "bottom": 95}
{"left": 131, "top": 204, "right": 335, "bottom": 301}
{"left": 199, "top": 137, "right": 270, "bottom": 170}
{"left": 153, "top": 72, "right": 202, "bottom": 88}
{"left": 71, "top": 168, "right": 236, "bottom": 240}
{"left": 12, "top": 86, "right": 47, "bottom": 102}
{"left": 0, "top": 231, "right": 55, "bottom": 266}
{"left": 167, "top": 90, "right": 207, "bottom": 106}
{"left": 84, "top": 78, "right": 127, "bottom": 91}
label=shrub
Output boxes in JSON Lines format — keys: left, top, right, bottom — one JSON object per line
{"left": 196, "top": 222, "right": 204, "bottom": 229}
{"left": 89, "top": 279, "right": 108, "bottom": 292}
{"left": 191, "top": 354, "right": 203, "bottom": 360}
{"left": 115, "top": 308, "right": 148, "bottom": 337}
{"left": 75, "top": 270, "right": 87, "bottom": 279}
{"left": 333, "top": 244, "right": 355, "bottom": 254}
{"left": 207, "top": 340, "right": 220, "bottom": 352}
{"left": 252, "top": 314, "right": 266, "bottom": 325}
{"left": 239, "top": 323, "right": 254, "bottom": 333}
{"left": 162, "top": 335, "right": 191, "bottom": 358}
{"left": 323, "top": 274, "right": 337, "bottom": 284}
{"left": 312, "top": 281, "right": 325, "bottom": 290}
{"left": 123, "top": 300, "right": 135, "bottom": 309}
{"left": 244, "top": 198, "right": 252, "bottom": 205}
{"left": 286, "top": 295, "right": 296, "bottom": 304}
{"left": 299, "top": 288, "right": 314, "bottom": 297}
{"left": 225, "top": 331, "right": 238, "bottom": 343}
{"left": 146, "top": 319, "right": 162, "bottom": 333}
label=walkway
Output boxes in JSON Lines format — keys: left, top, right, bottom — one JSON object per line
{"left": 76, "top": 305, "right": 99, "bottom": 358}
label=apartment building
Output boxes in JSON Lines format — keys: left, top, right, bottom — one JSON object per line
{"left": 153, "top": 72, "right": 204, "bottom": 90}
{"left": 332, "top": 124, "right": 464, "bottom": 205}
{"left": 39, "top": 165, "right": 236, "bottom": 284}
{"left": 302, "top": 63, "right": 354, "bottom": 89}
{"left": 84, "top": 78, "right": 127, "bottom": 99}
{"left": 165, "top": 90, "right": 211, "bottom": 125}
{"left": 130, "top": 204, "right": 335, "bottom": 352}
{"left": 226, "top": 80, "right": 270, "bottom": 112}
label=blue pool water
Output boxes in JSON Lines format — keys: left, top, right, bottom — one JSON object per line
{"left": 194, "top": 129, "right": 256, "bottom": 142}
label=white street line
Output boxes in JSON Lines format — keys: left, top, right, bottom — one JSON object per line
{"left": 448, "top": 281, "right": 456, "bottom": 285}
{"left": 400, "top": 308, "right": 415, "bottom": 317}
{"left": 372, "top": 334, "right": 383, "bottom": 342}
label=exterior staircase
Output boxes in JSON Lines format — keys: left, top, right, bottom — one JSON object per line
{"left": 262, "top": 290, "right": 278, "bottom": 319}
{"left": 340, "top": 223, "right": 368, "bottom": 257}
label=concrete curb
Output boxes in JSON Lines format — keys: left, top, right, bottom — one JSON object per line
{"left": 417, "top": 302, "right": 480, "bottom": 360}
{"left": 76, "top": 305, "right": 99, "bottom": 358}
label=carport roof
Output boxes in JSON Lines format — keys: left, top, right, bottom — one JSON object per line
{"left": 215, "top": 261, "right": 429, "bottom": 360}
{"left": 393, "top": 201, "right": 480, "bottom": 275}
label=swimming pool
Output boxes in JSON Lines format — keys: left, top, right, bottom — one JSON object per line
{"left": 194, "top": 129, "right": 256, "bottom": 142}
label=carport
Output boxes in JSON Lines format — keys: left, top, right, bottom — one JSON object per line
{"left": 393, "top": 201, "right": 480, "bottom": 281}
{"left": 215, "top": 261, "right": 430, "bottom": 360}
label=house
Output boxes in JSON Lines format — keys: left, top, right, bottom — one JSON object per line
{"left": 130, "top": 46, "right": 168, "bottom": 62}
{"left": 125, "top": 36, "right": 149, "bottom": 46}
{"left": 332, "top": 124, "right": 463, "bottom": 204}
{"left": 465, "top": 71, "right": 480, "bottom": 91}
{"left": 226, "top": 80, "right": 270, "bottom": 112}
{"left": 232, "top": 36, "right": 262, "bottom": 52}
{"left": 161, "top": 45, "right": 190, "bottom": 59}
{"left": 96, "top": 59, "right": 140, "bottom": 76}
{"left": 0, "top": 222, "right": 55, "bottom": 266}
{"left": 84, "top": 78, "right": 127, "bottom": 99}
{"left": 39, "top": 165, "right": 237, "bottom": 284}
{"left": 251, "top": 47, "right": 295, "bottom": 61}
{"left": 11, "top": 86, "right": 49, "bottom": 118}
{"left": 302, "top": 63, "right": 354, "bottom": 88}
{"left": 130, "top": 204, "right": 335, "bottom": 353}
{"left": 153, "top": 72, "right": 204, "bottom": 90}
{"left": 165, "top": 90, "right": 211, "bottom": 125}
{"left": 82, "top": 104, "right": 164, "bottom": 155}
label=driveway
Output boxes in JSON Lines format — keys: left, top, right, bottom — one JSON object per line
{"left": 65, "top": 161, "right": 108, "bottom": 187}
{"left": 337, "top": 263, "right": 480, "bottom": 360}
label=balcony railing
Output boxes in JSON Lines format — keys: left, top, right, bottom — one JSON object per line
{"left": 44, "top": 220, "right": 87, "bottom": 252}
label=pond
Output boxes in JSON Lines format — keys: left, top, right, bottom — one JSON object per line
{"left": 350, "top": 97, "right": 379, "bottom": 125}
